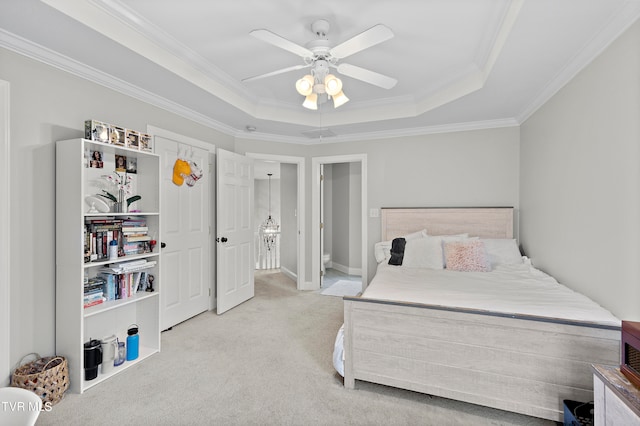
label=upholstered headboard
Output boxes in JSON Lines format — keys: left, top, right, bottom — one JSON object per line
{"left": 381, "top": 207, "right": 514, "bottom": 241}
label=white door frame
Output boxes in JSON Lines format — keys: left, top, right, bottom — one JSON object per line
{"left": 147, "top": 125, "right": 217, "bottom": 310}
{"left": 1, "top": 80, "right": 10, "bottom": 385}
{"left": 246, "top": 153, "right": 306, "bottom": 290}
{"left": 311, "top": 154, "right": 367, "bottom": 291}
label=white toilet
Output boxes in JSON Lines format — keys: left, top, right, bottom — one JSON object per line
{"left": 322, "top": 253, "right": 331, "bottom": 273}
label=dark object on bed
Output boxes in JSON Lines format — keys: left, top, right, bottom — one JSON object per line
{"left": 621, "top": 321, "right": 640, "bottom": 389}
{"left": 563, "top": 400, "right": 594, "bottom": 426}
{"left": 388, "top": 237, "right": 406, "bottom": 265}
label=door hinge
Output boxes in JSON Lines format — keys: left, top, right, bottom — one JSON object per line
{"left": 320, "top": 270, "right": 324, "bottom": 277}
{"left": 209, "top": 288, "right": 211, "bottom": 296}
{"left": 320, "top": 174, "right": 324, "bottom": 181}
{"left": 320, "top": 222, "right": 324, "bottom": 229}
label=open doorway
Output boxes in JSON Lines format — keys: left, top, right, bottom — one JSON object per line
{"left": 247, "top": 153, "right": 305, "bottom": 290}
{"left": 320, "top": 163, "right": 363, "bottom": 290}
{"left": 312, "top": 154, "right": 367, "bottom": 292}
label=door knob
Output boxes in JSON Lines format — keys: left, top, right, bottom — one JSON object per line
{"left": 221, "top": 237, "right": 228, "bottom": 243}
{"left": 160, "top": 242, "right": 166, "bottom": 248}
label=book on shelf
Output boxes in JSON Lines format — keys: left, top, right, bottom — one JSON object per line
{"left": 84, "top": 298, "right": 104, "bottom": 309}
{"left": 122, "top": 226, "right": 148, "bottom": 233}
{"left": 124, "top": 235, "right": 151, "bottom": 243}
{"left": 84, "top": 293, "right": 103, "bottom": 303}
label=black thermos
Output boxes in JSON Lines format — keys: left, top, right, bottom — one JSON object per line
{"left": 84, "top": 339, "right": 102, "bottom": 380}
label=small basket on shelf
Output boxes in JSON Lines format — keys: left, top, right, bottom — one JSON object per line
{"left": 10, "top": 353, "right": 69, "bottom": 406}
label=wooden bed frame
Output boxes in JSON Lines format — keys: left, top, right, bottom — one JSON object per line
{"left": 343, "top": 207, "right": 620, "bottom": 422}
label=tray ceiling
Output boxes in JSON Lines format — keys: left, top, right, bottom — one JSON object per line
{"left": 1, "top": 0, "right": 640, "bottom": 143}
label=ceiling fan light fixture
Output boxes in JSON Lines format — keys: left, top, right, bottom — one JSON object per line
{"left": 332, "top": 90, "right": 349, "bottom": 108}
{"left": 295, "top": 74, "right": 314, "bottom": 96}
{"left": 324, "top": 74, "right": 342, "bottom": 96}
{"left": 302, "top": 93, "right": 318, "bottom": 110}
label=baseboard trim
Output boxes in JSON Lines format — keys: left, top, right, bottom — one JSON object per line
{"left": 331, "top": 262, "right": 362, "bottom": 277}
{"left": 280, "top": 266, "right": 297, "bottom": 282}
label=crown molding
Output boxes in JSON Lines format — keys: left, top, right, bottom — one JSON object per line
{"left": 0, "top": 28, "right": 239, "bottom": 136}
{"left": 233, "top": 118, "right": 520, "bottom": 145}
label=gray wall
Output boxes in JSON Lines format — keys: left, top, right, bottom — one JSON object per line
{"left": 1, "top": 47, "right": 233, "bottom": 377}
{"left": 331, "top": 163, "right": 351, "bottom": 269}
{"left": 349, "top": 162, "right": 362, "bottom": 270}
{"left": 322, "top": 164, "right": 333, "bottom": 260}
{"left": 322, "top": 162, "right": 362, "bottom": 274}
{"left": 280, "top": 163, "right": 298, "bottom": 277}
{"left": 520, "top": 19, "right": 640, "bottom": 321}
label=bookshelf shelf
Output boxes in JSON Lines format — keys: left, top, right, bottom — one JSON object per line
{"left": 85, "top": 212, "right": 160, "bottom": 218}
{"left": 81, "top": 345, "right": 157, "bottom": 392}
{"left": 83, "top": 252, "right": 159, "bottom": 269}
{"left": 84, "top": 291, "right": 159, "bottom": 318}
{"left": 56, "top": 138, "right": 161, "bottom": 394}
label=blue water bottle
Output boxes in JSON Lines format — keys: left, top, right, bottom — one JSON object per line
{"left": 126, "top": 324, "right": 139, "bottom": 361}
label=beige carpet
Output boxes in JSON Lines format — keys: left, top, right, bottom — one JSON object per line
{"left": 37, "top": 270, "right": 554, "bottom": 425}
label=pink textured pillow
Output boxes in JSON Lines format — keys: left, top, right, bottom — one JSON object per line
{"left": 444, "top": 240, "right": 490, "bottom": 272}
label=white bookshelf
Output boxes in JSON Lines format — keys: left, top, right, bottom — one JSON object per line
{"left": 56, "top": 138, "right": 161, "bottom": 393}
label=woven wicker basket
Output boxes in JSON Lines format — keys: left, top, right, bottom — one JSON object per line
{"left": 11, "top": 353, "right": 69, "bottom": 406}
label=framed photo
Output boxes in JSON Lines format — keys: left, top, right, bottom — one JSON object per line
{"left": 139, "top": 133, "right": 152, "bottom": 152}
{"left": 126, "top": 157, "right": 138, "bottom": 174}
{"left": 126, "top": 129, "right": 140, "bottom": 150}
{"left": 84, "top": 120, "right": 110, "bottom": 144}
{"left": 110, "top": 125, "right": 126, "bottom": 146}
{"left": 89, "top": 149, "right": 104, "bottom": 168}
{"left": 115, "top": 154, "right": 127, "bottom": 172}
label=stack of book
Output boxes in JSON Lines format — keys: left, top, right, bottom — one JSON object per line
{"left": 85, "top": 217, "right": 122, "bottom": 262}
{"left": 99, "top": 259, "right": 156, "bottom": 299}
{"left": 121, "top": 218, "right": 150, "bottom": 256}
{"left": 84, "top": 276, "right": 106, "bottom": 308}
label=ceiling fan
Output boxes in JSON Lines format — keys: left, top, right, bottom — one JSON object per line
{"left": 242, "top": 19, "right": 397, "bottom": 109}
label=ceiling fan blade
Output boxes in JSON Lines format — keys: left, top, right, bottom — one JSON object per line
{"left": 250, "top": 29, "right": 314, "bottom": 58}
{"left": 329, "top": 24, "right": 394, "bottom": 59}
{"left": 336, "top": 63, "right": 397, "bottom": 89}
{"left": 242, "top": 64, "right": 310, "bottom": 83}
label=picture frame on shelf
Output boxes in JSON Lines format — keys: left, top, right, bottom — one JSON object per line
{"left": 110, "top": 125, "right": 126, "bottom": 146}
{"left": 126, "top": 129, "right": 140, "bottom": 150}
{"left": 139, "top": 133, "right": 152, "bottom": 152}
{"left": 84, "top": 120, "right": 110, "bottom": 144}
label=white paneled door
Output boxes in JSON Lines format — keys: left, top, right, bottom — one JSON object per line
{"left": 216, "top": 149, "right": 254, "bottom": 314}
{"left": 156, "top": 136, "right": 210, "bottom": 330}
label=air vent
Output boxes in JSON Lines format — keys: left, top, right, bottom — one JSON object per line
{"left": 301, "top": 128, "right": 336, "bottom": 139}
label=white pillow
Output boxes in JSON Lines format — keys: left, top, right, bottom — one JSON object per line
{"left": 374, "top": 241, "right": 392, "bottom": 263}
{"left": 480, "top": 238, "right": 523, "bottom": 266}
{"left": 402, "top": 236, "right": 444, "bottom": 269}
{"left": 373, "top": 229, "right": 427, "bottom": 263}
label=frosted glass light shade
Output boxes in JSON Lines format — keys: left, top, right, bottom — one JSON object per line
{"left": 324, "top": 74, "right": 342, "bottom": 96}
{"left": 302, "top": 93, "right": 318, "bottom": 110}
{"left": 332, "top": 90, "right": 349, "bottom": 108}
{"left": 295, "top": 75, "right": 314, "bottom": 96}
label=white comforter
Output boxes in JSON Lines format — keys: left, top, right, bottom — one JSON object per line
{"left": 362, "top": 262, "right": 620, "bottom": 327}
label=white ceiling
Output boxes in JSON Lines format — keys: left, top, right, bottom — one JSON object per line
{"left": 2, "top": 0, "right": 640, "bottom": 144}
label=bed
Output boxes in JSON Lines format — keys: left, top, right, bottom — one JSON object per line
{"left": 339, "top": 207, "right": 621, "bottom": 422}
